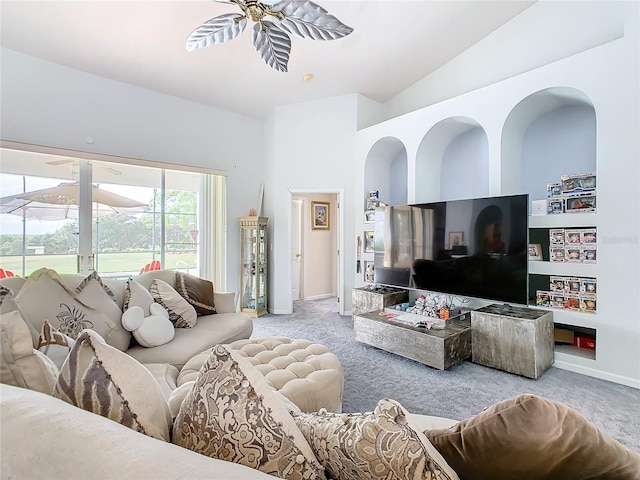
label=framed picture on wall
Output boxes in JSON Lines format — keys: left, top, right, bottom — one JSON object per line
{"left": 363, "top": 231, "right": 374, "bottom": 253}
{"left": 312, "top": 201, "right": 330, "bottom": 230}
{"left": 449, "top": 231, "right": 463, "bottom": 248}
{"left": 364, "top": 261, "right": 375, "bottom": 283}
{"left": 528, "top": 244, "right": 543, "bottom": 261}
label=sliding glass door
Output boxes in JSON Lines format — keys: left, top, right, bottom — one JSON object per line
{"left": 0, "top": 147, "right": 224, "bottom": 282}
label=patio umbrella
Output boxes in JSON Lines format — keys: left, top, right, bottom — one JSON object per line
{"left": 0, "top": 182, "right": 149, "bottom": 221}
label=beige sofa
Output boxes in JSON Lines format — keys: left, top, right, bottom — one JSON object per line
{"left": 0, "top": 383, "right": 275, "bottom": 479}
{"left": 0, "top": 382, "right": 457, "bottom": 479}
{"left": 0, "top": 269, "right": 253, "bottom": 369}
{"left": 2, "top": 271, "right": 638, "bottom": 480}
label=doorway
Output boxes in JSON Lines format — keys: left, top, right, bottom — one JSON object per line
{"left": 289, "top": 190, "right": 342, "bottom": 314}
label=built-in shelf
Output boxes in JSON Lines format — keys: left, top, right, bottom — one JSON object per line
{"left": 528, "top": 261, "right": 597, "bottom": 275}
{"left": 529, "top": 213, "right": 597, "bottom": 228}
{"left": 555, "top": 344, "right": 596, "bottom": 361}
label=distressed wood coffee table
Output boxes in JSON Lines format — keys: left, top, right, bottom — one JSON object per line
{"left": 353, "top": 310, "right": 472, "bottom": 370}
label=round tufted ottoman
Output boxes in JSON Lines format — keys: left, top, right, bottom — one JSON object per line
{"left": 178, "top": 337, "right": 344, "bottom": 413}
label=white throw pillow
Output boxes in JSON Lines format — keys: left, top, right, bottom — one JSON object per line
{"left": 0, "top": 309, "right": 58, "bottom": 394}
{"left": 121, "top": 303, "right": 175, "bottom": 348}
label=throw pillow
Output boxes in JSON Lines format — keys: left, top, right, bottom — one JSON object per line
{"left": 121, "top": 303, "right": 175, "bottom": 348}
{"left": 167, "top": 380, "right": 195, "bottom": 419}
{"left": 295, "top": 399, "right": 459, "bottom": 480}
{"left": 0, "top": 284, "right": 12, "bottom": 305}
{"left": 149, "top": 278, "right": 197, "bottom": 328}
{"left": 424, "top": 393, "right": 640, "bottom": 480}
{"left": 14, "top": 268, "right": 130, "bottom": 351}
{"left": 0, "top": 288, "right": 40, "bottom": 343}
{"left": 175, "top": 272, "right": 216, "bottom": 315}
{"left": 0, "top": 309, "right": 58, "bottom": 394}
{"left": 36, "top": 319, "right": 75, "bottom": 370}
{"left": 53, "top": 329, "right": 172, "bottom": 442}
{"left": 123, "top": 278, "right": 155, "bottom": 315}
{"left": 173, "top": 344, "right": 326, "bottom": 480}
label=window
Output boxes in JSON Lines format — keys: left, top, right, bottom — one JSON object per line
{"left": 0, "top": 146, "right": 226, "bottom": 286}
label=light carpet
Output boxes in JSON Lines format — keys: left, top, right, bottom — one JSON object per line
{"left": 252, "top": 297, "right": 640, "bottom": 452}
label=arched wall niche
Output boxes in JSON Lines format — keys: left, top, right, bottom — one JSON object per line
{"left": 364, "top": 136, "right": 407, "bottom": 207}
{"left": 415, "top": 116, "right": 489, "bottom": 204}
{"left": 501, "top": 86, "right": 596, "bottom": 203}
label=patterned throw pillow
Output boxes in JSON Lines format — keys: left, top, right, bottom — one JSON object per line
{"left": 175, "top": 272, "right": 216, "bottom": 315}
{"left": 36, "top": 319, "right": 75, "bottom": 370}
{"left": 173, "top": 344, "right": 326, "bottom": 480}
{"left": 14, "top": 268, "right": 130, "bottom": 351}
{"left": 149, "top": 278, "right": 197, "bottom": 328}
{"left": 0, "top": 309, "right": 58, "bottom": 395}
{"left": 295, "top": 399, "right": 459, "bottom": 480}
{"left": 53, "top": 329, "right": 172, "bottom": 441}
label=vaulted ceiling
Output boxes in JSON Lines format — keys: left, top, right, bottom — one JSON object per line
{"left": 1, "top": 1, "right": 535, "bottom": 119}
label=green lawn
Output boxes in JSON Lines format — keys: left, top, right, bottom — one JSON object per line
{"left": 0, "top": 252, "right": 197, "bottom": 277}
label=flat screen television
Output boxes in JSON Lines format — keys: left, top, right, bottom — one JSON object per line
{"left": 374, "top": 194, "right": 529, "bottom": 305}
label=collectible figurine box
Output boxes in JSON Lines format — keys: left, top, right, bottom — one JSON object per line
{"left": 561, "top": 172, "right": 596, "bottom": 194}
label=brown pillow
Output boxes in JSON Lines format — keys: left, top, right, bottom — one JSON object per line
{"left": 424, "top": 394, "right": 640, "bottom": 480}
{"left": 175, "top": 272, "right": 216, "bottom": 315}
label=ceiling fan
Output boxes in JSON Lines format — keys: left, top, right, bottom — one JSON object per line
{"left": 46, "top": 159, "right": 122, "bottom": 176}
{"left": 186, "top": 0, "right": 354, "bottom": 72}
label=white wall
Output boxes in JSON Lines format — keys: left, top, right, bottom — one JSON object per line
{"left": 0, "top": 48, "right": 265, "bottom": 293}
{"left": 381, "top": 1, "right": 627, "bottom": 123}
{"left": 353, "top": 2, "right": 639, "bottom": 387}
{"left": 266, "top": 94, "right": 357, "bottom": 314}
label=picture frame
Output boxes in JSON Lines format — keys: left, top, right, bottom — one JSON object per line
{"left": 364, "top": 261, "right": 375, "bottom": 283}
{"left": 528, "top": 243, "right": 543, "bottom": 261}
{"left": 449, "top": 231, "right": 463, "bottom": 248}
{"left": 311, "top": 201, "right": 330, "bottom": 230}
{"left": 363, "top": 231, "right": 375, "bottom": 253}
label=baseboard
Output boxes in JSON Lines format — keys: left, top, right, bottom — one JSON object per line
{"left": 554, "top": 360, "right": 640, "bottom": 389}
{"left": 303, "top": 293, "right": 335, "bottom": 301}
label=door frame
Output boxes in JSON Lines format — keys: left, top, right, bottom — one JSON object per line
{"left": 291, "top": 198, "right": 303, "bottom": 301}
{"left": 288, "top": 188, "right": 344, "bottom": 315}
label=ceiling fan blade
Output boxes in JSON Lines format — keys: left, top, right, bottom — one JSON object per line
{"left": 251, "top": 21, "right": 291, "bottom": 72}
{"left": 273, "top": 0, "right": 353, "bottom": 40}
{"left": 186, "top": 13, "right": 248, "bottom": 51}
{"left": 99, "top": 165, "right": 122, "bottom": 176}
{"left": 46, "top": 159, "right": 74, "bottom": 166}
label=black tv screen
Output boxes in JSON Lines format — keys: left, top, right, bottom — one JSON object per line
{"left": 374, "top": 194, "right": 529, "bottom": 305}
